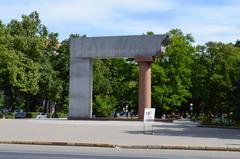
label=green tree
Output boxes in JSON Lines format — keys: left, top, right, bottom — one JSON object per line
{"left": 92, "top": 58, "right": 138, "bottom": 115}
{"left": 152, "top": 29, "right": 194, "bottom": 115}
{"left": 0, "top": 11, "right": 64, "bottom": 113}
{"left": 94, "top": 95, "right": 117, "bottom": 117}
{"left": 192, "top": 42, "right": 240, "bottom": 117}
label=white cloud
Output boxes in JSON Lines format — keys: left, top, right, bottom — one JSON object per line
{"left": 0, "top": 0, "right": 175, "bottom": 37}
{"left": 0, "top": 0, "right": 239, "bottom": 44}
{"left": 168, "top": 1, "right": 240, "bottom": 44}
{"left": 0, "top": 0, "right": 174, "bottom": 23}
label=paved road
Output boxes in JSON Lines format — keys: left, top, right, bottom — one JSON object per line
{"left": 0, "top": 119, "right": 240, "bottom": 148}
{"left": 0, "top": 144, "right": 240, "bottom": 159}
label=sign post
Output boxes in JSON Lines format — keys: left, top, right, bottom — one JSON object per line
{"left": 143, "top": 108, "right": 155, "bottom": 135}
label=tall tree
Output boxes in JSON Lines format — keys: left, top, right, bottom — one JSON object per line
{"left": 92, "top": 58, "right": 138, "bottom": 116}
{"left": 152, "top": 29, "right": 195, "bottom": 116}
{"left": 0, "top": 11, "right": 64, "bottom": 113}
{"left": 192, "top": 42, "right": 240, "bottom": 116}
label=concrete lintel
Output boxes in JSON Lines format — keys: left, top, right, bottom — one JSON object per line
{"left": 70, "top": 34, "right": 169, "bottom": 58}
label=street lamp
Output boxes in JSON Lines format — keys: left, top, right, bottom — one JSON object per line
{"left": 190, "top": 103, "right": 193, "bottom": 120}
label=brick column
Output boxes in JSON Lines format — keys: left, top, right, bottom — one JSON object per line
{"left": 135, "top": 56, "right": 154, "bottom": 119}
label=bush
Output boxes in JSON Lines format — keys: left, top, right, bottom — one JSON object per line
{"left": 94, "top": 95, "right": 117, "bottom": 117}
{"left": 6, "top": 112, "right": 14, "bottom": 119}
{"left": 26, "top": 112, "right": 38, "bottom": 118}
{"left": 191, "top": 115, "right": 200, "bottom": 122}
{"left": 52, "top": 112, "right": 68, "bottom": 118}
{"left": 212, "top": 118, "right": 235, "bottom": 126}
{"left": 200, "top": 115, "right": 236, "bottom": 126}
{"left": 201, "top": 116, "right": 212, "bottom": 123}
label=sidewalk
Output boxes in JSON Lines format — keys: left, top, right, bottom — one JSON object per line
{"left": 0, "top": 119, "right": 240, "bottom": 151}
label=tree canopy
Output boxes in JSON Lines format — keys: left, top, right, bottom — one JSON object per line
{"left": 1, "top": 11, "right": 240, "bottom": 121}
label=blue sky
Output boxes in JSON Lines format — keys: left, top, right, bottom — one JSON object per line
{"left": 0, "top": 0, "right": 239, "bottom": 44}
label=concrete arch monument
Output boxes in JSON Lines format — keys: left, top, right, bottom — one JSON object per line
{"left": 69, "top": 34, "right": 169, "bottom": 119}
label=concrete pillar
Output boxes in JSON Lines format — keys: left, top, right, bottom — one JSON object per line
{"left": 69, "top": 58, "right": 92, "bottom": 119}
{"left": 135, "top": 56, "right": 154, "bottom": 119}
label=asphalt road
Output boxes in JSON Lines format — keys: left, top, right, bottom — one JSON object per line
{"left": 0, "top": 144, "right": 240, "bottom": 159}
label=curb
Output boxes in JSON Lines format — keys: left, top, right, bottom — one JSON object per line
{"left": 198, "top": 125, "right": 240, "bottom": 130}
{"left": 119, "top": 145, "right": 240, "bottom": 152}
{"left": 67, "top": 117, "right": 173, "bottom": 123}
{"left": 0, "top": 141, "right": 115, "bottom": 148}
{"left": 1, "top": 141, "right": 240, "bottom": 152}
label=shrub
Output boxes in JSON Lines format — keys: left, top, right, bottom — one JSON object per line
{"left": 6, "top": 112, "right": 14, "bottom": 119}
{"left": 94, "top": 95, "right": 117, "bottom": 117}
{"left": 26, "top": 112, "right": 38, "bottom": 118}
{"left": 212, "top": 118, "right": 235, "bottom": 126}
{"left": 52, "top": 112, "right": 68, "bottom": 118}
{"left": 191, "top": 115, "right": 200, "bottom": 122}
{"left": 201, "top": 116, "right": 212, "bottom": 124}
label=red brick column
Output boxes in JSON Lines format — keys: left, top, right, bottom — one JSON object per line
{"left": 135, "top": 56, "right": 154, "bottom": 119}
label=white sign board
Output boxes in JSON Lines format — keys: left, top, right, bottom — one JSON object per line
{"left": 143, "top": 108, "right": 155, "bottom": 123}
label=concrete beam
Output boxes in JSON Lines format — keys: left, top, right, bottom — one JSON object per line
{"left": 70, "top": 34, "right": 168, "bottom": 58}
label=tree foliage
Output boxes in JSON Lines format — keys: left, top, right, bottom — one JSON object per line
{"left": 152, "top": 29, "right": 194, "bottom": 115}
{"left": 0, "top": 11, "right": 65, "bottom": 113}
{"left": 92, "top": 58, "right": 138, "bottom": 115}
{"left": 94, "top": 95, "right": 117, "bottom": 117}
{"left": 192, "top": 42, "right": 240, "bottom": 118}
{"left": 1, "top": 11, "right": 240, "bottom": 120}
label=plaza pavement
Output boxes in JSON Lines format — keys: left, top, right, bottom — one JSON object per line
{"left": 0, "top": 119, "right": 240, "bottom": 151}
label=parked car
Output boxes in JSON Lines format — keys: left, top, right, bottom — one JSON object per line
{"left": 36, "top": 113, "right": 47, "bottom": 119}
{"left": 115, "top": 110, "right": 136, "bottom": 118}
{"left": 14, "top": 109, "right": 26, "bottom": 118}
